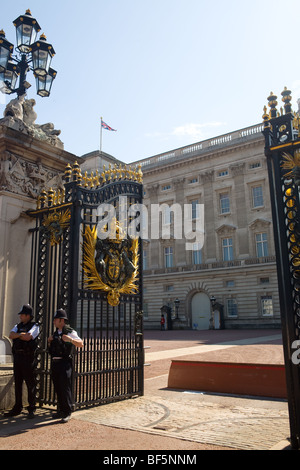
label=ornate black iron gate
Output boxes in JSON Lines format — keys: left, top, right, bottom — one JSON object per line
{"left": 28, "top": 161, "right": 144, "bottom": 408}
{"left": 263, "top": 89, "right": 300, "bottom": 449}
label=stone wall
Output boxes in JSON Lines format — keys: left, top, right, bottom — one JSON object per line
{"left": 0, "top": 125, "right": 76, "bottom": 362}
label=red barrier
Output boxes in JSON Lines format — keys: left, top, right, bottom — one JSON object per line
{"left": 168, "top": 360, "right": 287, "bottom": 398}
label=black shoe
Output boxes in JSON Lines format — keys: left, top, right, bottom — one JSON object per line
{"left": 60, "top": 414, "right": 71, "bottom": 423}
{"left": 52, "top": 412, "right": 63, "bottom": 419}
{"left": 27, "top": 411, "right": 35, "bottom": 419}
{"left": 4, "top": 408, "right": 22, "bottom": 417}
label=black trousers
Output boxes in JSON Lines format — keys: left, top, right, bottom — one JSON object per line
{"left": 51, "top": 359, "right": 73, "bottom": 416}
{"left": 13, "top": 353, "right": 37, "bottom": 412}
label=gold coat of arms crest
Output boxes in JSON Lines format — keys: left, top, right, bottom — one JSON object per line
{"left": 82, "top": 219, "right": 139, "bottom": 306}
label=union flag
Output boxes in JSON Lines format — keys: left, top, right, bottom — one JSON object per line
{"left": 101, "top": 119, "right": 116, "bottom": 131}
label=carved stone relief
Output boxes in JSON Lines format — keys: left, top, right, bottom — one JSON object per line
{"left": 200, "top": 170, "right": 214, "bottom": 184}
{"left": 0, "top": 150, "right": 64, "bottom": 198}
{"left": 230, "top": 162, "right": 245, "bottom": 176}
{"left": 216, "top": 224, "right": 237, "bottom": 237}
{"left": 249, "top": 218, "right": 271, "bottom": 231}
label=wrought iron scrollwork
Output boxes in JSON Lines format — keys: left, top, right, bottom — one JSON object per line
{"left": 28, "top": 159, "right": 144, "bottom": 408}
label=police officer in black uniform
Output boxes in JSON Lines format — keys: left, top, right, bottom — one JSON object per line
{"left": 6, "top": 304, "right": 39, "bottom": 418}
{"left": 48, "top": 309, "right": 83, "bottom": 423}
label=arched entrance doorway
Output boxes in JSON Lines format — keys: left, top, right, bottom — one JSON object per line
{"left": 191, "top": 292, "right": 211, "bottom": 330}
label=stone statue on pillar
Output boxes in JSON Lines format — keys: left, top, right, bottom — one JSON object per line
{"left": 1, "top": 94, "right": 63, "bottom": 149}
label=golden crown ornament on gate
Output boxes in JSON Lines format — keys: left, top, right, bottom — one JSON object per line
{"left": 41, "top": 209, "right": 71, "bottom": 246}
{"left": 82, "top": 219, "right": 139, "bottom": 306}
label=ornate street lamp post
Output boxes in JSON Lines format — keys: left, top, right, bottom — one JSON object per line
{"left": 263, "top": 88, "right": 300, "bottom": 449}
{"left": 0, "top": 10, "right": 56, "bottom": 98}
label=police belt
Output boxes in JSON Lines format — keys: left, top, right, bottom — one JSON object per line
{"left": 13, "top": 349, "right": 35, "bottom": 356}
{"left": 51, "top": 357, "right": 72, "bottom": 362}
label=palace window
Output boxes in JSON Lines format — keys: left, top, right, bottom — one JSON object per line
{"left": 261, "top": 295, "right": 273, "bottom": 316}
{"left": 217, "top": 170, "right": 229, "bottom": 177}
{"left": 191, "top": 199, "right": 200, "bottom": 219}
{"left": 222, "top": 238, "right": 233, "bottom": 261}
{"left": 220, "top": 193, "right": 230, "bottom": 214}
{"left": 250, "top": 162, "right": 261, "bottom": 169}
{"left": 227, "top": 298, "right": 238, "bottom": 317}
{"left": 192, "top": 243, "right": 202, "bottom": 264}
{"left": 256, "top": 233, "right": 268, "bottom": 257}
{"left": 165, "top": 285, "right": 174, "bottom": 292}
{"left": 164, "top": 205, "right": 172, "bottom": 224}
{"left": 164, "top": 246, "right": 173, "bottom": 268}
{"left": 252, "top": 185, "right": 264, "bottom": 208}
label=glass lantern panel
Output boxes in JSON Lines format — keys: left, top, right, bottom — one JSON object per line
{"left": 0, "top": 48, "right": 10, "bottom": 72}
{"left": 10, "top": 74, "right": 18, "bottom": 90}
{"left": 33, "top": 49, "right": 51, "bottom": 76}
{"left": 16, "top": 24, "right": 37, "bottom": 53}
{"left": 0, "top": 71, "right": 9, "bottom": 93}
{"left": 2, "top": 68, "right": 17, "bottom": 93}
{"left": 36, "top": 75, "right": 49, "bottom": 97}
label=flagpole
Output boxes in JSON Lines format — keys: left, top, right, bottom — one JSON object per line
{"left": 100, "top": 116, "right": 103, "bottom": 154}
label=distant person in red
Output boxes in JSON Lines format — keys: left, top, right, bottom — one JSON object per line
{"left": 160, "top": 314, "right": 165, "bottom": 330}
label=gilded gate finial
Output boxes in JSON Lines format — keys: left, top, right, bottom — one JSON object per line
{"left": 36, "top": 187, "right": 66, "bottom": 209}
{"left": 47, "top": 188, "right": 54, "bottom": 207}
{"left": 64, "top": 163, "right": 72, "bottom": 182}
{"left": 281, "top": 87, "right": 292, "bottom": 114}
{"left": 262, "top": 105, "right": 270, "bottom": 129}
{"left": 72, "top": 161, "right": 82, "bottom": 182}
{"left": 36, "top": 160, "right": 143, "bottom": 209}
{"left": 64, "top": 161, "right": 143, "bottom": 189}
{"left": 267, "top": 92, "right": 278, "bottom": 118}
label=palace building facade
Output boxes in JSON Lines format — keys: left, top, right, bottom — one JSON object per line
{"left": 129, "top": 123, "right": 280, "bottom": 330}
{"left": 0, "top": 118, "right": 281, "bottom": 364}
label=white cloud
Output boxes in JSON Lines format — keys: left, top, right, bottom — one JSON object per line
{"left": 171, "top": 122, "right": 225, "bottom": 140}
{"left": 146, "top": 121, "right": 225, "bottom": 142}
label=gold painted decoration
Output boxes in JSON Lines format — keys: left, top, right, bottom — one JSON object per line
{"left": 281, "top": 151, "right": 300, "bottom": 181}
{"left": 63, "top": 161, "right": 143, "bottom": 187}
{"left": 283, "top": 186, "right": 300, "bottom": 274}
{"left": 41, "top": 209, "right": 71, "bottom": 246}
{"left": 82, "top": 222, "right": 139, "bottom": 306}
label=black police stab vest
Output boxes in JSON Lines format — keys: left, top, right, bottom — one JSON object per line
{"left": 49, "top": 326, "right": 75, "bottom": 359}
{"left": 12, "top": 321, "right": 37, "bottom": 354}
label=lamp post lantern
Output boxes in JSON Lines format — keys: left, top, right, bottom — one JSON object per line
{"left": 0, "top": 30, "right": 13, "bottom": 72}
{"left": 0, "top": 10, "right": 57, "bottom": 98}
{"left": 35, "top": 67, "right": 57, "bottom": 98}
{"left": 263, "top": 88, "right": 300, "bottom": 450}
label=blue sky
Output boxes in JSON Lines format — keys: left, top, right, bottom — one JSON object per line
{"left": 1, "top": 0, "right": 300, "bottom": 163}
